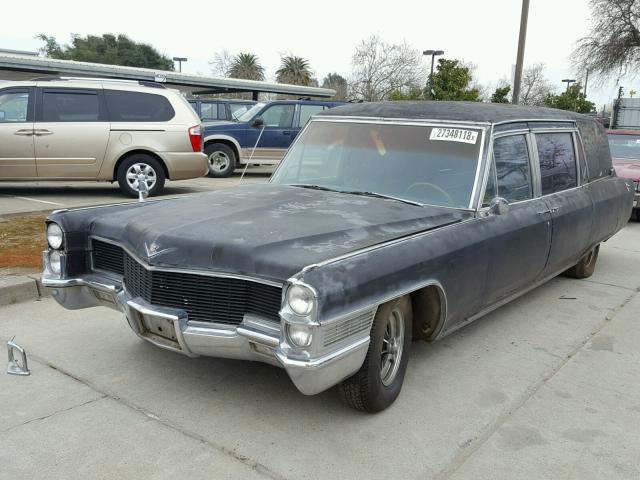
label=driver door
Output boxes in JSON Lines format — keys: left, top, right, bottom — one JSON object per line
{"left": 481, "top": 132, "right": 552, "bottom": 306}
{"left": 245, "top": 103, "right": 295, "bottom": 163}
{"left": 0, "top": 87, "right": 36, "bottom": 178}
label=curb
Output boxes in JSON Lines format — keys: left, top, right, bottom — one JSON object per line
{"left": 0, "top": 275, "right": 50, "bottom": 307}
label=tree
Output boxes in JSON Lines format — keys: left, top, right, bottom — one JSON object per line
{"left": 491, "top": 85, "right": 511, "bottom": 103}
{"left": 429, "top": 59, "right": 481, "bottom": 101}
{"left": 544, "top": 84, "right": 595, "bottom": 113}
{"left": 210, "top": 49, "right": 233, "bottom": 77}
{"left": 322, "top": 73, "right": 348, "bottom": 100}
{"left": 36, "top": 34, "right": 174, "bottom": 70}
{"left": 228, "top": 53, "right": 265, "bottom": 81}
{"left": 520, "top": 63, "right": 555, "bottom": 106}
{"left": 276, "top": 55, "right": 313, "bottom": 86}
{"left": 349, "top": 35, "right": 425, "bottom": 101}
{"left": 572, "top": 0, "right": 640, "bottom": 82}
{"left": 388, "top": 87, "right": 425, "bottom": 101}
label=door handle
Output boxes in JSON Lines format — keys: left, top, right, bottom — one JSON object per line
{"left": 14, "top": 129, "right": 34, "bottom": 136}
{"left": 33, "top": 129, "right": 53, "bottom": 136}
{"left": 282, "top": 130, "right": 291, "bottom": 135}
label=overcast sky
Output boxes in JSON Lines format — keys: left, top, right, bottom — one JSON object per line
{"left": 2, "top": 0, "right": 638, "bottom": 108}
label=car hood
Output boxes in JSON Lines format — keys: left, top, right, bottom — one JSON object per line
{"left": 85, "top": 183, "right": 471, "bottom": 282}
{"left": 613, "top": 159, "right": 640, "bottom": 181}
{"left": 203, "top": 120, "right": 244, "bottom": 131}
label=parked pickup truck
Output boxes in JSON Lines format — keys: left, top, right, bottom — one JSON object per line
{"left": 202, "top": 99, "right": 344, "bottom": 177}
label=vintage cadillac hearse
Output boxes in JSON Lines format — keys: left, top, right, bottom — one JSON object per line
{"left": 42, "top": 102, "right": 633, "bottom": 412}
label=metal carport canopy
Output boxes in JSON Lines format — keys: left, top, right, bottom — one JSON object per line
{"left": 0, "top": 52, "right": 336, "bottom": 98}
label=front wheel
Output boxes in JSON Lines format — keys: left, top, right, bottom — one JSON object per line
{"left": 205, "top": 143, "right": 236, "bottom": 178}
{"left": 338, "top": 295, "right": 412, "bottom": 412}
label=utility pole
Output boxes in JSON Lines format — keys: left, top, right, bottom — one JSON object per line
{"left": 511, "top": 0, "right": 530, "bottom": 104}
{"left": 583, "top": 69, "right": 589, "bottom": 96}
{"left": 423, "top": 50, "right": 444, "bottom": 99}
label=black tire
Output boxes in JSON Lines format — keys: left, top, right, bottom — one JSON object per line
{"left": 338, "top": 295, "right": 412, "bottom": 412}
{"left": 116, "top": 154, "right": 166, "bottom": 198}
{"left": 205, "top": 143, "right": 237, "bottom": 178}
{"left": 563, "top": 244, "right": 600, "bottom": 279}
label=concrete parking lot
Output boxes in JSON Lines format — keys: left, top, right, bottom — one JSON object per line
{"left": 0, "top": 167, "right": 274, "bottom": 216}
{"left": 1, "top": 222, "right": 639, "bottom": 479}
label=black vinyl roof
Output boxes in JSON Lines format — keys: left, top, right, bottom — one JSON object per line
{"left": 319, "top": 101, "right": 587, "bottom": 124}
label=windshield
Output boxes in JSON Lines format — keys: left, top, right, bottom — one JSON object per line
{"left": 608, "top": 134, "right": 640, "bottom": 159}
{"left": 271, "top": 120, "right": 484, "bottom": 209}
{"left": 236, "top": 102, "right": 265, "bottom": 122}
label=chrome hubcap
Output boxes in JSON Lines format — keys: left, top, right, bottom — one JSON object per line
{"left": 380, "top": 308, "right": 404, "bottom": 386}
{"left": 208, "top": 151, "right": 230, "bottom": 172}
{"left": 126, "top": 163, "right": 157, "bottom": 192}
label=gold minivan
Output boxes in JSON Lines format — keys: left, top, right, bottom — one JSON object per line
{"left": 0, "top": 78, "right": 208, "bottom": 196}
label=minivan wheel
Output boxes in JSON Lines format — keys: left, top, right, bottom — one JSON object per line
{"left": 563, "top": 244, "right": 600, "bottom": 279}
{"left": 338, "top": 295, "right": 412, "bottom": 412}
{"left": 117, "top": 154, "right": 166, "bottom": 197}
{"left": 205, "top": 143, "right": 236, "bottom": 178}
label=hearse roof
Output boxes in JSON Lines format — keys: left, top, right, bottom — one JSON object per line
{"left": 318, "top": 101, "right": 587, "bottom": 125}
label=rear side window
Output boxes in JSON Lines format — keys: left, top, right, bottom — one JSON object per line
{"left": 0, "top": 90, "right": 30, "bottom": 122}
{"left": 298, "top": 105, "right": 325, "bottom": 127}
{"left": 42, "top": 90, "right": 100, "bottom": 122}
{"left": 200, "top": 102, "right": 222, "bottom": 121}
{"left": 105, "top": 90, "right": 175, "bottom": 122}
{"left": 493, "top": 134, "right": 533, "bottom": 202}
{"left": 535, "top": 132, "right": 577, "bottom": 195}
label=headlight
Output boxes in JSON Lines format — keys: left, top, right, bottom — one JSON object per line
{"left": 47, "top": 223, "right": 64, "bottom": 250}
{"left": 49, "top": 250, "right": 62, "bottom": 276}
{"left": 287, "top": 284, "right": 315, "bottom": 316}
{"left": 287, "top": 323, "right": 313, "bottom": 348}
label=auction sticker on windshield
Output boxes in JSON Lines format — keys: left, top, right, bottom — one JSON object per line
{"left": 430, "top": 128, "right": 478, "bottom": 144}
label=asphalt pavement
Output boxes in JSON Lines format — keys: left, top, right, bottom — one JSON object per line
{"left": 1, "top": 223, "right": 639, "bottom": 479}
{"left": 0, "top": 166, "right": 274, "bottom": 216}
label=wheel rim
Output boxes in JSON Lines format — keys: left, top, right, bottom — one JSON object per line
{"left": 380, "top": 308, "right": 405, "bottom": 386}
{"left": 126, "top": 163, "right": 157, "bottom": 192}
{"left": 208, "top": 151, "right": 230, "bottom": 173}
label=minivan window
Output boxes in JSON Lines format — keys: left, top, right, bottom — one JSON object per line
{"left": 493, "top": 134, "right": 533, "bottom": 202}
{"left": 0, "top": 90, "right": 29, "bottom": 123}
{"left": 298, "top": 105, "right": 325, "bottom": 127}
{"left": 535, "top": 132, "right": 577, "bottom": 195}
{"left": 42, "top": 90, "right": 100, "bottom": 122}
{"left": 105, "top": 90, "right": 175, "bottom": 122}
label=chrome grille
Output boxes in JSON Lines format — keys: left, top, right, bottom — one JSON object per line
{"left": 92, "top": 239, "right": 125, "bottom": 275}
{"left": 91, "top": 239, "right": 282, "bottom": 325}
{"left": 323, "top": 309, "right": 376, "bottom": 347}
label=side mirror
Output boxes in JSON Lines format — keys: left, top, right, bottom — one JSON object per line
{"left": 252, "top": 116, "right": 264, "bottom": 127}
{"left": 0, "top": 111, "right": 5, "bottom": 121}
{"left": 489, "top": 196, "right": 510, "bottom": 216}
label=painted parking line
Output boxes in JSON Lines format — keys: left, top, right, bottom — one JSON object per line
{"left": 1, "top": 194, "right": 63, "bottom": 206}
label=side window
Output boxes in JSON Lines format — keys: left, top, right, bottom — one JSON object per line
{"left": 0, "top": 90, "right": 30, "bottom": 123}
{"left": 575, "top": 135, "right": 589, "bottom": 183}
{"left": 200, "top": 102, "right": 220, "bottom": 121}
{"left": 105, "top": 90, "right": 175, "bottom": 122}
{"left": 493, "top": 134, "right": 533, "bottom": 202}
{"left": 260, "top": 104, "right": 294, "bottom": 128}
{"left": 230, "top": 103, "right": 251, "bottom": 120}
{"left": 298, "top": 105, "right": 324, "bottom": 127}
{"left": 535, "top": 132, "right": 577, "bottom": 195}
{"left": 482, "top": 161, "right": 497, "bottom": 207}
{"left": 42, "top": 90, "right": 100, "bottom": 122}
{"left": 218, "top": 103, "right": 226, "bottom": 119}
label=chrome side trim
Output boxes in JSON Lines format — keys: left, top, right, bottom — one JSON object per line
{"left": 314, "top": 115, "right": 491, "bottom": 126}
{"left": 90, "top": 235, "right": 283, "bottom": 288}
{"left": 493, "top": 118, "right": 577, "bottom": 126}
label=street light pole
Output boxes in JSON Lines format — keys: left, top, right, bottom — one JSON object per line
{"left": 172, "top": 57, "right": 188, "bottom": 73}
{"left": 423, "top": 49, "right": 444, "bottom": 99}
{"left": 511, "top": 0, "right": 530, "bottom": 105}
{"left": 562, "top": 78, "right": 576, "bottom": 91}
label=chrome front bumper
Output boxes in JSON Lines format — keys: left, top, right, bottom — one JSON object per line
{"left": 41, "top": 271, "right": 369, "bottom": 396}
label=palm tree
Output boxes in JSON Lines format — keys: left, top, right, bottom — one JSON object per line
{"left": 276, "top": 55, "right": 312, "bottom": 86}
{"left": 228, "top": 53, "right": 265, "bottom": 81}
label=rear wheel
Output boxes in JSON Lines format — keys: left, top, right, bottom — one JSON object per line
{"left": 116, "top": 154, "right": 165, "bottom": 197}
{"left": 563, "top": 244, "right": 599, "bottom": 279}
{"left": 205, "top": 143, "right": 236, "bottom": 178}
{"left": 338, "top": 295, "right": 412, "bottom": 412}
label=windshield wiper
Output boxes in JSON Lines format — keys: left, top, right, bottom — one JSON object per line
{"left": 289, "top": 184, "right": 342, "bottom": 192}
{"left": 339, "top": 190, "right": 424, "bottom": 207}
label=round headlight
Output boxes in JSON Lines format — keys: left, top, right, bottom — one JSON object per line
{"left": 47, "top": 223, "right": 64, "bottom": 250}
{"left": 287, "top": 284, "right": 315, "bottom": 316}
{"left": 288, "top": 324, "right": 313, "bottom": 348}
{"left": 49, "top": 250, "right": 62, "bottom": 275}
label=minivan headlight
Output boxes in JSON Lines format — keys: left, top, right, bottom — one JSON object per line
{"left": 47, "top": 223, "right": 64, "bottom": 250}
{"left": 287, "top": 284, "right": 315, "bottom": 316}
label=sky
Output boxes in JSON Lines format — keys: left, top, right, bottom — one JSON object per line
{"left": 2, "top": 0, "right": 638, "bottom": 109}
